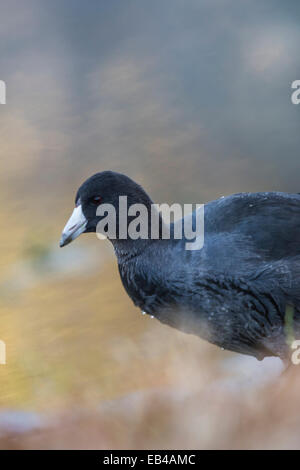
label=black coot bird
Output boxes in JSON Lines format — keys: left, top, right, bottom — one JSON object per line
{"left": 60, "top": 171, "right": 300, "bottom": 363}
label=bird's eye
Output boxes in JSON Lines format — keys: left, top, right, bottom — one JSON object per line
{"left": 91, "top": 196, "right": 102, "bottom": 205}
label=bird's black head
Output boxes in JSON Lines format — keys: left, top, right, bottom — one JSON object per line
{"left": 60, "top": 171, "right": 153, "bottom": 247}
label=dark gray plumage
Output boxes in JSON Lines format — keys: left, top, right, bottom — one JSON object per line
{"left": 60, "top": 171, "right": 300, "bottom": 363}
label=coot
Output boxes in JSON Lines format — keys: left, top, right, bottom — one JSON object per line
{"left": 60, "top": 171, "right": 300, "bottom": 363}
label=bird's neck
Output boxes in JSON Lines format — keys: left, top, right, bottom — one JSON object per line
{"left": 107, "top": 198, "right": 167, "bottom": 262}
{"left": 111, "top": 237, "right": 157, "bottom": 263}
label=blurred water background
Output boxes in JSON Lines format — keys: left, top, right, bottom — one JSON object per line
{"left": 0, "top": 0, "right": 300, "bottom": 449}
